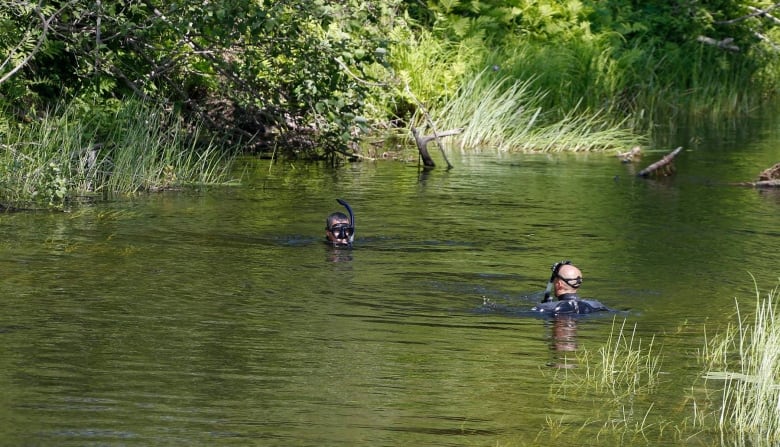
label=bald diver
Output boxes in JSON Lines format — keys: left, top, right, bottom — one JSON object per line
{"left": 325, "top": 198, "right": 355, "bottom": 247}
{"left": 532, "top": 261, "right": 610, "bottom": 315}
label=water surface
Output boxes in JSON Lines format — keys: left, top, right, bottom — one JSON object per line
{"left": 0, "top": 119, "right": 778, "bottom": 446}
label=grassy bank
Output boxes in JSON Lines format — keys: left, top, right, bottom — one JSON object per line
{"left": 431, "top": 69, "right": 640, "bottom": 153}
{"left": 386, "top": 30, "right": 778, "bottom": 154}
{"left": 0, "top": 100, "right": 238, "bottom": 209}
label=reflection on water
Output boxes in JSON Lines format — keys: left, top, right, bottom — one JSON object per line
{"left": 325, "top": 245, "right": 354, "bottom": 263}
{"left": 550, "top": 316, "right": 578, "bottom": 369}
{"left": 0, "top": 129, "right": 778, "bottom": 446}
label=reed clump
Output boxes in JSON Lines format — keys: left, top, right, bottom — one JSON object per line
{"left": 0, "top": 99, "right": 238, "bottom": 209}
{"left": 579, "top": 317, "right": 662, "bottom": 397}
{"left": 431, "top": 69, "right": 640, "bottom": 153}
{"left": 701, "top": 280, "right": 780, "bottom": 444}
{"left": 538, "top": 317, "right": 664, "bottom": 443}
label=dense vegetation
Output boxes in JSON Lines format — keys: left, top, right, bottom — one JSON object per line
{"left": 2, "top": 0, "right": 780, "bottom": 206}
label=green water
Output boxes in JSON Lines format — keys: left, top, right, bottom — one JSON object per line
{"left": 0, "top": 121, "right": 778, "bottom": 446}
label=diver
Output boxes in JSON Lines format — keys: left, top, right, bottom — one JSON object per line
{"left": 531, "top": 260, "right": 610, "bottom": 315}
{"left": 325, "top": 198, "right": 355, "bottom": 247}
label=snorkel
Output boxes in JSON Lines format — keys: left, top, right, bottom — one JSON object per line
{"left": 542, "top": 260, "right": 571, "bottom": 302}
{"left": 336, "top": 198, "right": 355, "bottom": 246}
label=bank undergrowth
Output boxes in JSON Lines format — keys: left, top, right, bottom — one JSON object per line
{"left": 388, "top": 25, "right": 779, "bottom": 154}
{"left": 0, "top": 100, "right": 238, "bottom": 209}
{"left": 430, "top": 69, "right": 639, "bottom": 153}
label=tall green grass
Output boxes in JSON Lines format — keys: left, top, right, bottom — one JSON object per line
{"left": 0, "top": 100, "right": 238, "bottom": 209}
{"left": 537, "top": 317, "right": 664, "bottom": 443}
{"left": 397, "top": 33, "right": 778, "bottom": 154}
{"left": 431, "top": 69, "right": 640, "bottom": 152}
{"left": 480, "top": 37, "right": 776, "bottom": 134}
{"left": 101, "top": 101, "right": 237, "bottom": 194}
{"left": 579, "top": 317, "right": 662, "bottom": 397}
{"left": 701, "top": 280, "right": 780, "bottom": 444}
{"left": 385, "top": 28, "right": 475, "bottom": 109}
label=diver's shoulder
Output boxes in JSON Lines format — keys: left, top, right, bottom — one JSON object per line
{"left": 531, "top": 297, "right": 611, "bottom": 315}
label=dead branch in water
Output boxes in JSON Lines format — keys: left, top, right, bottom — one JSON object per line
{"left": 758, "top": 162, "right": 780, "bottom": 181}
{"left": 733, "top": 162, "right": 780, "bottom": 187}
{"left": 637, "top": 146, "right": 683, "bottom": 178}
{"left": 411, "top": 127, "right": 463, "bottom": 169}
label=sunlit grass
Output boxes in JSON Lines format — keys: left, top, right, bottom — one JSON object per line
{"left": 533, "top": 317, "right": 665, "bottom": 444}
{"left": 0, "top": 105, "right": 101, "bottom": 207}
{"left": 381, "top": 28, "right": 776, "bottom": 155}
{"left": 383, "top": 28, "right": 479, "bottom": 113}
{"left": 701, "top": 279, "right": 780, "bottom": 444}
{"left": 579, "top": 317, "right": 663, "bottom": 397}
{"left": 102, "top": 101, "right": 237, "bottom": 194}
{"left": 544, "top": 317, "right": 663, "bottom": 400}
{"left": 444, "top": 37, "right": 776, "bottom": 147}
{"left": 431, "top": 69, "right": 640, "bottom": 153}
{"left": 0, "top": 100, "right": 238, "bottom": 209}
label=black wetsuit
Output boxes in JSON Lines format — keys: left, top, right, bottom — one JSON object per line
{"left": 531, "top": 293, "right": 610, "bottom": 315}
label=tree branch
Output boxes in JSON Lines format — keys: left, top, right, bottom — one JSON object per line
{"left": 0, "top": 0, "right": 81, "bottom": 85}
{"left": 637, "top": 147, "right": 683, "bottom": 178}
{"left": 696, "top": 36, "right": 740, "bottom": 52}
{"left": 715, "top": 3, "right": 780, "bottom": 24}
{"left": 747, "top": 5, "right": 780, "bottom": 24}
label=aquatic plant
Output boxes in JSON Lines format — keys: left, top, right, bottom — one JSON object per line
{"left": 580, "top": 317, "right": 662, "bottom": 397}
{"left": 100, "top": 100, "right": 237, "bottom": 194}
{"left": 535, "top": 317, "right": 664, "bottom": 444}
{"left": 701, "top": 279, "right": 780, "bottom": 444}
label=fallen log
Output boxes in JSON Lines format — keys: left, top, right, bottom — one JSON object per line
{"left": 731, "top": 179, "right": 780, "bottom": 188}
{"left": 616, "top": 146, "right": 642, "bottom": 163}
{"left": 637, "top": 146, "right": 683, "bottom": 178}
{"left": 758, "top": 162, "right": 780, "bottom": 181}
{"left": 753, "top": 179, "right": 779, "bottom": 188}
{"left": 411, "top": 127, "right": 463, "bottom": 169}
{"left": 731, "top": 162, "right": 780, "bottom": 187}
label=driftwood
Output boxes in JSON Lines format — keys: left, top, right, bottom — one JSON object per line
{"left": 733, "top": 162, "right": 780, "bottom": 187}
{"left": 732, "top": 179, "right": 780, "bottom": 188}
{"left": 411, "top": 127, "right": 463, "bottom": 169}
{"left": 753, "top": 180, "right": 780, "bottom": 187}
{"left": 759, "top": 162, "right": 780, "bottom": 181}
{"left": 637, "top": 146, "right": 683, "bottom": 178}
{"left": 616, "top": 146, "right": 642, "bottom": 163}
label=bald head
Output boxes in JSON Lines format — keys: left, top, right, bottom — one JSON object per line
{"left": 554, "top": 264, "right": 583, "bottom": 297}
{"left": 558, "top": 264, "right": 581, "bottom": 281}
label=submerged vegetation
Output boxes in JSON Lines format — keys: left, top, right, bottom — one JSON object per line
{"left": 582, "top": 318, "right": 661, "bottom": 397}
{"left": 2, "top": 0, "right": 780, "bottom": 207}
{"left": 535, "top": 280, "right": 780, "bottom": 445}
{"left": 701, "top": 280, "right": 780, "bottom": 444}
{"left": 542, "top": 317, "right": 664, "bottom": 442}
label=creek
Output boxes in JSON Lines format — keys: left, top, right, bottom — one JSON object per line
{"left": 0, "top": 115, "right": 778, "bottom": 446}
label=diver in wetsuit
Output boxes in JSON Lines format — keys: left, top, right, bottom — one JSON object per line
{"left": 531, "top": 261, "right": 610, "bottom": 315}
{"left": 325, "top": 199, "right": 355, "bottom": 247}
